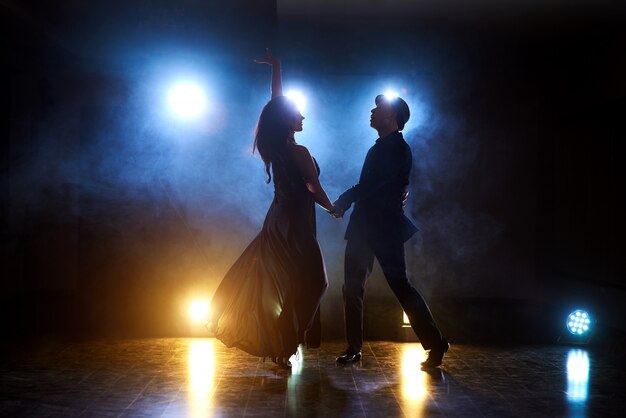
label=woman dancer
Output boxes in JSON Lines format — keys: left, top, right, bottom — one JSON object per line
{"left": 209, "top": 50, "right": 334, "bottom": 368}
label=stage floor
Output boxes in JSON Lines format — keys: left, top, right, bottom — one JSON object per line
{"left": 1, "top": 338, "right": 623, "bottom": 417}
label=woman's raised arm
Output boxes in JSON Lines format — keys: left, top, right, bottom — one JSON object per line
{"left": 255, "top": 48, "right": 282, "bottom": 99}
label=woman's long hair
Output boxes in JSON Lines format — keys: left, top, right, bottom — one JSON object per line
{"left": 253, "top": 96, "right": 298, "bottom": 183}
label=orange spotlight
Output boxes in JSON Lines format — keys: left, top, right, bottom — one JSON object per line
{"left": 189, "top": 300, "right": 210, "bottom": 322}
{"left": 402, "top": 311, "right": 411, "bottom": 328}
{"left": 401, "top": 310, "right": 418, "bottom": 341}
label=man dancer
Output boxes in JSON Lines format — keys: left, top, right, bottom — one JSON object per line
{"left": 333, "top": 94, "right": 449, "bottom": 368}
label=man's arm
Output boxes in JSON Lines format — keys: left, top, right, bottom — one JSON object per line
{"left": 334, "top": 184, "right": 360, "bottom": 212}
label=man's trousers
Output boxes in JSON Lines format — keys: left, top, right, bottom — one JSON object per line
{"left": 342, "top": 238, "right": 444, "bottom": 351}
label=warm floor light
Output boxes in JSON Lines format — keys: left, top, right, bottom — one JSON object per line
{"left": 188, "top": 339, "right": 215, "bottom": 416}
{"left": 189, "top": 301, "right": 210, "bottom": 322}
{"left": 401, "top": 345, "right": 428, "bottom": 403}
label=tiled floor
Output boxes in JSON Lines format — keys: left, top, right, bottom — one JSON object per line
{"left": 0, "top": 338, "right": 624, "bottom": 417}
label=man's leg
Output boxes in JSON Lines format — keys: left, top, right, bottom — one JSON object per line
{"left": 374, "top": 240, "right": 444, "bottom": 351}
{"left": 341, "top": 238, "right": 375, "bottom": 354}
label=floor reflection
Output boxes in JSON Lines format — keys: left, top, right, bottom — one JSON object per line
{"left": 400, "top": 344, "right": 428, "bottom": 415}
{"left": 2, "top": 339, "right": 624, "bottom": 417}
{"left": 286, "top": 346, "right": 305, "bottom": 417}
{"left": 290, "top": 345, "right": 304, "bottom": 376}
{"left": 566, "top": 348, "right": 589, "bottom": 418}
{"left": 187, "top": 339, "right": 216, "bottom": 416}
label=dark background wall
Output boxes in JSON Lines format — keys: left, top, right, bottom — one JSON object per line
{"left": 2, "top": 1, "right": 625, "bottom": 345}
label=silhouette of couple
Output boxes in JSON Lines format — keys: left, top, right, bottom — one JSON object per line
{"left": 209, "top": 50, "right": 448, "bottom": 369}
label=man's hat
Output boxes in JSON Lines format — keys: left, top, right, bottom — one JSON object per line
{"left": 375, "top": 94, "right": 410, "bottom": 131}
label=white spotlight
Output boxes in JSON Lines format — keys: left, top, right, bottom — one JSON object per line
{"left": 167, "top": 82, "right": 207, "bottom": 120}
{"left": 285, "top": 89, "right": 306, "bottom": 112}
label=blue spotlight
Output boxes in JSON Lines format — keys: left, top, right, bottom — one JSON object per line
{"left": 566, "top": 309, "right": 592, "bottom": 336}
{"left": 383, "top": 89, "right": 400, "bottom": 100}
{"left": 167, "top": 82, "right": 207, "bottom": 120}
{"left": 285, "top": 89, "right": 306, "bottom": 112}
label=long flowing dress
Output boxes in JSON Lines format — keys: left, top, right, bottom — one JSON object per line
{"left": 209, "top": 154, "right": 328, "bottom": 358}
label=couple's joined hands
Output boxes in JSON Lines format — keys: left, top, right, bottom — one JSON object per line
{"left": 327, "top": 191, "right": 409, "bottom": 219}
{"left": 328, "top": 202, "right": 345, "bottom": 219}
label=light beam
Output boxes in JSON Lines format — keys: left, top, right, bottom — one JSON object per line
{"left": 167, "top": 82, "right": 208, "bottom": 120}
{"left": 285, "top": 89, "right": 306, "bottom": 112}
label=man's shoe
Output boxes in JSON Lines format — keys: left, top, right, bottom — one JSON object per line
{"left": 421, "top": 339, "right": 449, "bottom": 368}
{"left": 336, "top": 349, "right": 363, "bottom": 364}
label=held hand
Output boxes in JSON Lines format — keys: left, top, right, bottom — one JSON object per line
{"left": 254, "top": 48, "right": 281, "bottom": 66}
{"left": 330, "top": 209, "right": 344, "bottom": 219}
{"left": 329, "top": 202, "right": 345, "bottom": 219}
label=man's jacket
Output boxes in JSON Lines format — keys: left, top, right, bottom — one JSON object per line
{"left": 336, "top": 130, "right": 418, "bottom": 243}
